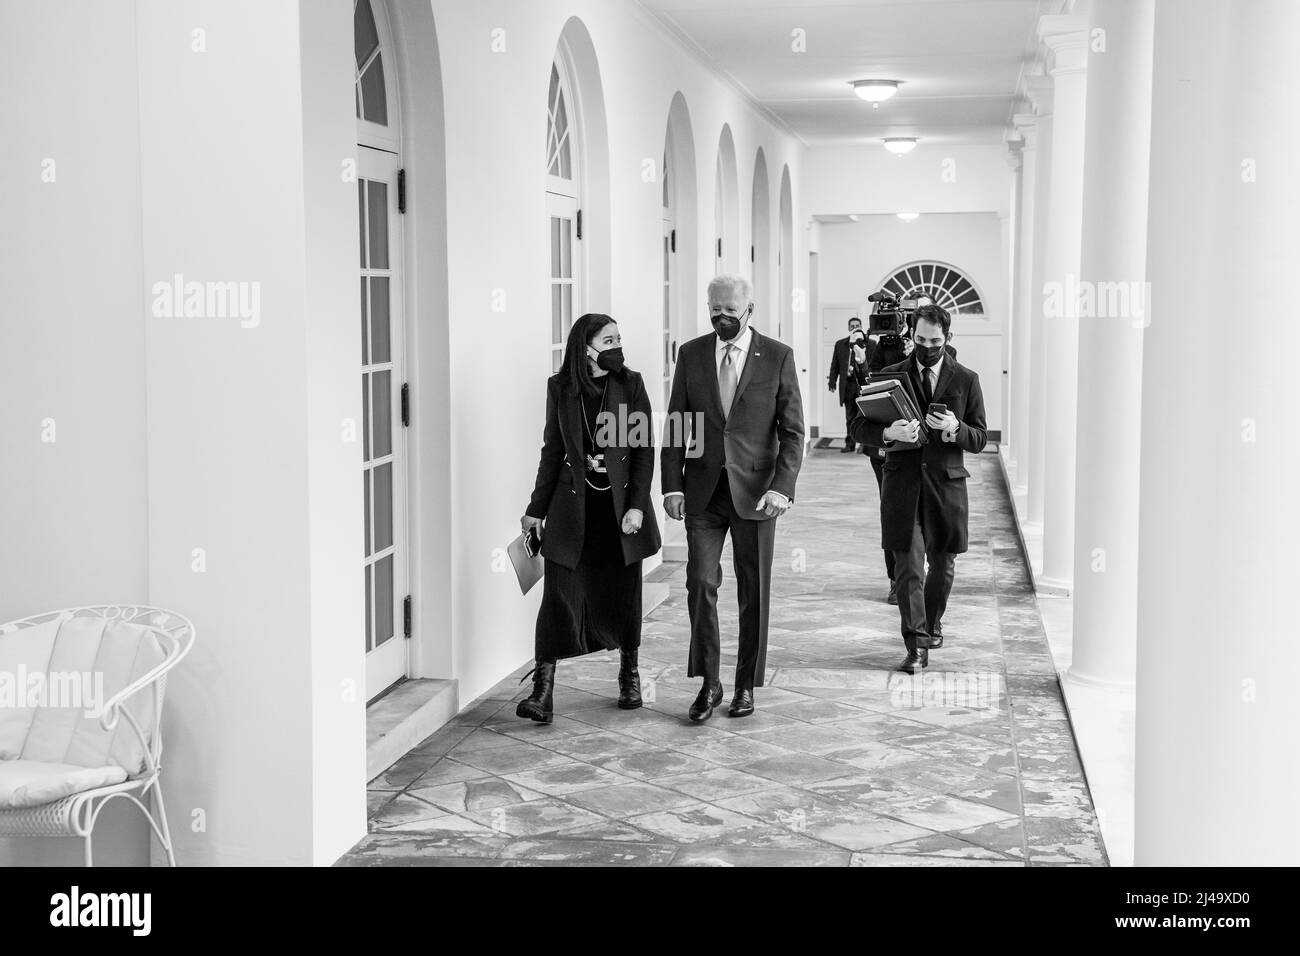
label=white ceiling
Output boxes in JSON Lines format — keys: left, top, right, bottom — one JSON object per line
{"left": 639, "top": 0, "right": 1053, "bottom": 147}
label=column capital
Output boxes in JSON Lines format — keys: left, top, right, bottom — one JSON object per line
{"left": 1004, "top": 131, "right": 1024, "bottom": 170}
{"left": 1038, "top": 14, "right": 1089, "bottom": 76}
{"left": 1023, "top": 75, "right": 1054, "bottom": 117}
{"left": 1012, "top": 112, "right": 1039, "bottom": 149}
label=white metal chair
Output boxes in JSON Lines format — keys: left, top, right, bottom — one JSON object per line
{"left": 0, "top": 604, "right": 194, "bottom": 866}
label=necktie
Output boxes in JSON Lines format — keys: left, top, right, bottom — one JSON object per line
{"left": 922, "top": 366, "right": 933, "bottom": 406}
{"left": 720, "top": 344, "right": 738, "bottom": 417}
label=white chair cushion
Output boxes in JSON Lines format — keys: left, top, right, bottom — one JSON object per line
{"left": 0, "top": 617, "right": 62, "bottom": 759}
{"left": 0, "top": 759, "right": 128, "bottom": 809}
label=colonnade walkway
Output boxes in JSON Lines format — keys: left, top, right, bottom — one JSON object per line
{"left": 343, "top": 444, "right": 1106, "bottom": 866}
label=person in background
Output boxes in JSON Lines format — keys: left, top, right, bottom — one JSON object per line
{"left": 827, "top": 316, "right": 864, "bottom": 453}
{"left": 849, "top": 304, "right": 987, "bottom": 674}
{"left": 518, "top": 313, "right": 662, "bottom": 722}
{"left": 848, "top": 329, "right": 900, "bottom": 604}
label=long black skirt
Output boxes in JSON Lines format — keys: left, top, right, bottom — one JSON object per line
{"left": 534, "top": 485, "right": 642, "bottom": 660}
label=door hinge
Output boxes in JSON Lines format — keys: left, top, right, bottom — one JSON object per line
{"left": 750, "top": 244, "right": 755, "bottom": 263}
{"left": 403, "top": 595, "right": 412, "bottom": 638}
{"left": 670, "top": 228, "right": 676, "bottom": 253}
{"left": 397, "top": 169, "right": 406, "bottom": 214}
{"left": 576, "top": 209, "right": 583, "bottom": 240}
{"left": 716, "top": 238, "right": 722, "bottom": 258}
{"left": 400, "top": 382, "right": 410, "bottom": 426}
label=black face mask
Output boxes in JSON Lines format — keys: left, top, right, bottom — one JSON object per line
{"left": 588, "top": 345, "right": 624, "bottom": 373}
{"left": 711, "top": 307, "right": 749, "bottom": 342}
{"left": 915, "top": 343, "right": 946, "bottom": 367}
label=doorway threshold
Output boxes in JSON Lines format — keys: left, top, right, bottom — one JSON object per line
{"left": 366, "top": 678, "right": 458, "bottom": 783}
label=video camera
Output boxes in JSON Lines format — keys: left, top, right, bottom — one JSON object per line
{"left": 866, "top": 290, "right": 913, "bottom": 348}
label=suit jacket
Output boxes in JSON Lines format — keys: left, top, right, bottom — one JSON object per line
{"left": 525, "top": 369, "right": 662, "bottom": 570}
{"left": 827, "top": 336, "right": 855, "bottom": 405}
{"left": 661, "top": 328, "right": 805, "bottom": 520}
{"left": 849, "top": 356, "right": 987, "bottom": 553}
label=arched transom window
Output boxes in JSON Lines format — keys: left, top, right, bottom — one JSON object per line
{"left": 880, "top": 261, "right": 985, "bottom": 316}
{"left": 547, "top": 64, "right": 573, "bottom": 185}
{"left": 547, "top": 55, "right": 582, "bottom": 371}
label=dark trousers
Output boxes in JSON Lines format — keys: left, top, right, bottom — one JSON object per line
{"left": 685, "top": 469, "right": 776, "bottom": 688}
{"left": 891, "top": 516, "right": 956, "bottom": 653}
{"left": 868, "top": 455, "right": 897, "bottom": 581}
{"left": 842, "top": 398, "right": 856, "bottom": 445}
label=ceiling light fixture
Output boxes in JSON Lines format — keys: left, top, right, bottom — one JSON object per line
{"left": 896, "top": 212, "right": 919, "bottom": 221}
{"left": 883, "top": 137, "right": 918, "bottom": 155}
{"left": 852, "top": 80, "right": 900, "bottom": 108}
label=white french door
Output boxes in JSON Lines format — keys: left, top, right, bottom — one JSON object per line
{"left": 548, "top": 191, "right": 579, "bottom": 372}
{"left": 663, "top": 216, "right": 676, "bottom": 405}
{"left": 359, "top": 146, "right": 409, "bottom": 701}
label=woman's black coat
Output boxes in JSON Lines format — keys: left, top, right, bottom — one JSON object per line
{"left": 524, "top": 369, "right": 662, "bottom": 571}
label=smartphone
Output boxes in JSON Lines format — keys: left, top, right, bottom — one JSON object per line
{"left": 524, "top": 526, "right": 542, "bottom": 558}
{"left": 927, "top": 403, "right": 948, "bottom": 417}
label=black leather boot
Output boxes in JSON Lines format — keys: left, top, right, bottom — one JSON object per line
{"left": 617, "top": 648, "right": 643, "bottom": 710}
{"left": 516, "top": 659, "right": 556, "bottom": 723}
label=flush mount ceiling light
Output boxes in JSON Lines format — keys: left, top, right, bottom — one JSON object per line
{"left": 851, "top": 79, "right": 900, "bottom": 108}
{"left": 896, "top": 212, "right": 919, "bottom": 221}
{"left": 883, "top": 137, "right": 918, "bottom": 155}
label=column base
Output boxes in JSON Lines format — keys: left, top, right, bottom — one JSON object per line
{"left": 1063, "top": 665, "right": 1135, "bottom": 694}
{"left": 1036, "top": 573, "right": 1072, "bottom": 598}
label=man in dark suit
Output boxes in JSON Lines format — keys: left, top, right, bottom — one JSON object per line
{"left": 662, "top": 274, "right": 805, "bottom": 721}
{"left": 853, "top": 319, "right": 956, "bottom": 605}
{"left": 827, "top": 317, "right": 863, "bottom": 452}
{"left": 850, "top": 304, "right": 987, "bottom": 674}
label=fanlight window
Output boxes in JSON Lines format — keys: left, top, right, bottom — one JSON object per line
{"left": 355, "top": 0, "right": 387, "bottom": 126}
{"left": 547, "top": 65, "right": 572, "bottom": 180}
{"left": 881, "top": 261, "right": 984, "bottom": 316}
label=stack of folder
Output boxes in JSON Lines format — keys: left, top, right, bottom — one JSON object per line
{"left": 854, "top": 373, "right": 930, "bottom": 449}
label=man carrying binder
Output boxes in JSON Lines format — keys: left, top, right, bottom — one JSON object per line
{"left": 849, "top": 304, "right": 987, "bottom": 673}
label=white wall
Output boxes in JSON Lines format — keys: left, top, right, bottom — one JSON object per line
{"left": 815, "top": 213, "right": 1006, "bottom": 433}
{"left": 803, "top": 145, "right": 1011, "bottom": 217}
{"left": 0, "top": 0, "right": 153, "bottom": 869}
{"left": 429, "top": 0, "right": 806, "bottom": 706}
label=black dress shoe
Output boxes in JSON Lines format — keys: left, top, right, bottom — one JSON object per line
{"left": 688, "top": 681, "right": 724, "bottom": 722}
{"left": 840, "top": 441, "right": 856, "bottom": 453}
{"left": 728, "top": 687, "right": 754, "bottom": 718}
{"left": 887, "top": 580, "right": 898, "bottom": 605}
{"left": 896, "top": 650, "right": 929, "bottom": 674}
{"left": 928, "top": 623, "right": 944, "bottom": 649}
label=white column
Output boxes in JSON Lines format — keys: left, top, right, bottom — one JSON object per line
{"left": 1135, "top": 0, "right": 1300, "bottom": 865}
{"left": 1066, "top": 0, "right": 1152, "bottom": 691}
{"left": 1009, "top": 116, "right": 1038, "bottom": 494}
{"left": 999, "top": 139, "right": 1021, "bottom": 455}
{"left": 1024, "top": 81, "right": 1053, "bottom": 527}
{"left": 1037, "top": 16, "right": 1090, "bottom": 593}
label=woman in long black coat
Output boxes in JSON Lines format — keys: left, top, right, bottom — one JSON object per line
{"left": 517, "top": 313, "right": 662, "bottom": 723}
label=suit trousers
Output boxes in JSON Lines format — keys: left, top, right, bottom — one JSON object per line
{"left": 891, "top": 515, "right": 956, "bottom": 653}
{"left": 868, "top": 455, "right": 897, "bottom": 582}
{"left": 842, "top": 398, "right": 856, "bottom": 444}
{"left": 685, "top": 469, "right": 776, "bottom": 688}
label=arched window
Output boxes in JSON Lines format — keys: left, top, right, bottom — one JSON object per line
{"left": 355, "top": 0, "right": 398, "bottom": 151}
{"left": 879, "top": 260, "right": 985, "bottom": 317}
{"left": 547, "top": 56, "right": 581, "bottom": 371}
